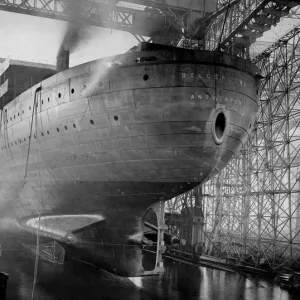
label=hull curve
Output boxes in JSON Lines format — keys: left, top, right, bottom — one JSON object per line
{"left": 0, "top": 43, "right": 260, "bottom": 276}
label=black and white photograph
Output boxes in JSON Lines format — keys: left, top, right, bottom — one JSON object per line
{"left": 0, "top": 1, "right": 300, "bottom": 299}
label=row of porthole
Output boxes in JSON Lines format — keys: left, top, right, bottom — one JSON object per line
{"left": 0, "top": 119, "right": 97, "bottom": 150}
{"left": 3, "top": 113, "right": 119, "bottom": 142}
{"left": 59, "top": 89, "right": 75, "bottom": 98}
{"left": 6, "top": 88, "right": 77, "bottom": 122}
{"left": 6, "top": 97, "right": 51, "bottom": 121}
{"left": 5, "top": 74, "right": 149, "bottom": 122}
{"left": 5, "top": 76, "right": 147, "bottom": 122}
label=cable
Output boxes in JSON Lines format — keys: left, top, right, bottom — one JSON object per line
{"left": 0, "top": 60, "right": 111, "bottom": 298}
{"left": 31, "top": 216, "right": 40, "bottom": 300}
{"left": 25, "top": 86, "right": 41, "bottom": 180}
{"left": 26, "top": 86, "right": 43, "bottom": 300}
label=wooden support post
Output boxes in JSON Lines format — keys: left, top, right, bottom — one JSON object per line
{"left": 192, "top": 186, "right": 205, "bottom": 254}
{"left": 208, "top": 170, "right": 224, "bottom": 256}
{"left": 143, "top": 201, "right": 166, "bottom": 275}
{"left": 0, "top": 272, "right": 9, "bottom": 300}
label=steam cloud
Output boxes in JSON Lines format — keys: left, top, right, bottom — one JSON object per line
{"left": 0, "top": 217, "right": 21, "bottom": 233}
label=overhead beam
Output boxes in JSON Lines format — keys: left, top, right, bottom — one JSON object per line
{"left": 205, "top": 0, "right": 269, "bottom": 51}
{"left": 0, "top": 0, "right": 168, "bottom": 37}
{"left": 252, "top": 26, "right": 300, "bottom": 64}
{"left": 205, "top": 0, "right": 299, "bottom": 57}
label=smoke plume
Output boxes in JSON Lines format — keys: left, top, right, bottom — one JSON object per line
{"left": 57, "top": 0, "right": 90, "bottom": 70}
{"left": 56, "top": 0, "right": 120, "bottom": 70}
{"left": 59, "top": 0, "right": 87, "bottom": 53}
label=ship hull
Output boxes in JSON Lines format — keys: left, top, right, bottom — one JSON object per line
{"left": 0, "top": 43, "right": 260, "bottom": 276}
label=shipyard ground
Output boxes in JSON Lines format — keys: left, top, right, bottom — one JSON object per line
{"left": 0, "top": 248, "right": 298, "bottom": 300}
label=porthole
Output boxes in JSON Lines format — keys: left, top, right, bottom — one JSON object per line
{"left": 71, "top": 88, "right": 74, "bottom": 94}
{"left": 36, "top": 103, "right": 38, "bottom": 107}
{"left": 14, "top": 115, "right": 15, "bottom": 119}
{"left": 10, "top": 117, "right": 12, "bottom": 121}
{"left": 41, "top": 132, "right": 44, "bottom": 136}
{"left": 73, "top": 124, "right": 76, "bottom": 128}
{"left": 143, "top": 74, "right": 149, "bottom": 81}
{"left": 22, "top": 110, "right": 24, "bottom": 114}
{"left": 18, "top": 113, "right": 20, "bottom": 116}
{"left": 47, "top": 130, "right": 50, "bottom": 135}
{"left": 42, "top": 100, "right": 44, "bottom": 104}
{"left": 57, "top": 128, "right": 60, "bottom": 132}
{"left": 212, "top": 109, "right": 226, "bottom": 145}
{"left": 29, "top": 106, "right": 31, "bottom": 110}
{"left": 114, "top": 116, "right": 118, "bottom": 121}
{"left": 58, "top": 93, "right": 61, "bottom": 98}
{"left": 90, "top": 120, "right": 94, "bottom": 125}
{"left": 19, "top": 140, "right": 21, "bottom": 144}
{"left": 34, "top": 135, "right": 36, "bottom": 139}
{"left": 64, "top": 125, "right": 67, "bottom": 130}
{"left": 48, "top": 98, "right": 50, "bottom": 102}
{"left": 24, "top": 138, "right": 26, "bottom": 141}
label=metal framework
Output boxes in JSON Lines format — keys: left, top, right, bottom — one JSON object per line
{"left": 0, "top": 0, "right": 168, "bottom": 37}
{"left": 205, "top": 0, "right": 299, "bottom": 58}
{"left": 167, "top": 26, "right": 300, "bottom": 270}
{"left": 0, "top": 0, "right": 199, "bottom": 46}
{"left": 1, "top": 0, "right": 300, "bottom": 271}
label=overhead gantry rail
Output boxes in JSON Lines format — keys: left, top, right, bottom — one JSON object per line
{"left": 253, "top": 26, "right": 300, "bottom": 64}
{"left": 205, "top": 0, "right": 299, "bottom": 57}
{"left": 0, "top": 0, "right": 215, "bottom": 45}
{"left": 0, "top": 0, "right": 168, "bottom": 37}
{"left": 0, "top": 0, "right": 299, "bottom": 52}
{"left": 123, "top": 0, "right": 193, "bottom": 44}
{"left": 0, "top": 0, "right": 219, "bottom": 46}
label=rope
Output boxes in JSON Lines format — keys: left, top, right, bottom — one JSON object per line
{"left": 0, "top": 94, "right": 32, "bottom": 236}
{"left": 31, "top": 216, "right": 40, "bottom": 300}
{"left": 25, "top": 86, "right": 41, "bottom": 180}
{"left": 0, "top": 61, "right": 110, "bottom": 297}
{"left": 27, "top": 86, "right": 42, "bottom": 300}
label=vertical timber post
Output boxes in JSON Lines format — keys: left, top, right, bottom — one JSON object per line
{"left": 193, "top": 186, "right": 205, "bottom": 255}
{"left": 242, "top": 148, "right": 251, "bottom": 263}
{"left": 208, "top": 170, "right": 224, "bottom": 256}
{"left": 143, "top": 201, "right": 166, "bottom": 275}
{"left": 0, "top": 272, "right": 9, "bottom": 300}
{"left": 295, "top": 178, "right": 300, "bottom": 243}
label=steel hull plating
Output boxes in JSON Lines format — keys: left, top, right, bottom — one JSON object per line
{"left": 0, "top": 44, "right": 259, "bottom": 275}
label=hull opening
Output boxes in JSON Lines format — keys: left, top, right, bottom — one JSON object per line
{"left": 142, "top": 209, "right": 158, "bottom": 271}
{"left": 213, "top": 109, "right": 227, "bottom": 144}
